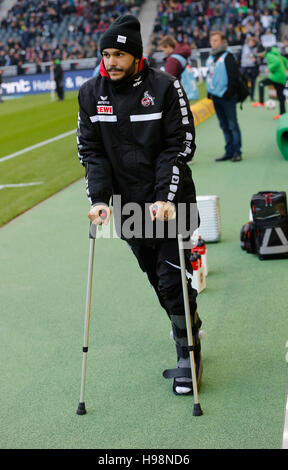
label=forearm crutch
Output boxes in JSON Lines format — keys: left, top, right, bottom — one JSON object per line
{"left": 76, "top": 222, "right": 97, "bottom": 415}
{"left": 177, "top": 233, "right": 203, "bottom": 416}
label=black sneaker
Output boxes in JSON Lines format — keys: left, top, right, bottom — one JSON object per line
{"left": 215, "top": 154, "right": 232, "bottom": 161}
{"left": 231, "top": 153, "right": 242, "bottom": 162}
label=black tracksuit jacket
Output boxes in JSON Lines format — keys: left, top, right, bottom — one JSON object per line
{"left": 77, "top": 59, "right": 198, "bottom": 241}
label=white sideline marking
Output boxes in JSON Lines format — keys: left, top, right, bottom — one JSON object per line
{"left": 0, "top": 182, "right": 43, "bottom": 190}
{"left": 282, "top": 341, "right": 288, "bottom": 449}
{"left": 0, "top": 129, "right": 76, "bottom": 163}
{"left": 282, "top": 381, "right": 288, "bottom": 449}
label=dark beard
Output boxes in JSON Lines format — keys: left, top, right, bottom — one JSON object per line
{"left": 108, "top": 58, "right": 137, "bottom": 82}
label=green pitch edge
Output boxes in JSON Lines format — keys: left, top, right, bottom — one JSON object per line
{"left": 0, "top": 102, "right": 287, "bottom": 449}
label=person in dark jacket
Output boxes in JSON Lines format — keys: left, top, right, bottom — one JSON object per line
{"left": 206, "top": 31, "right": 242, "bottom": 162}
{"left": 53, "top": 58, "right": 64, "bottom": 101}
{"left": 77, "top": 15, "right": 203, "bottom": 396}
{"left": 240, "top": 36, "right": 262, "bottom": 101}
{"left": 158, "top": 35, "right": 191, "bottom": 80}
{"left": 0, "top": 69, "right": 3, "bottom": 103}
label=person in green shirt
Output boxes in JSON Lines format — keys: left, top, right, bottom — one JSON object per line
{"left": 252, "top": 46, "right": 287, "bottom": 119}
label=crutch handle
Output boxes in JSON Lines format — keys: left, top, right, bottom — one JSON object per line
{"left": 152, "top": 204, "right": 158, "bottom": 216}
{"left": 99, "top": 209, "right": 108, "bottom": 220}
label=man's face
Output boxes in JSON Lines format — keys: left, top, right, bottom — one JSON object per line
{"left": 248, "top": 39, "right": 256, "bottom": 48}
{"left": 102, "top": 48, "right": 139, "bottom": 81}
{"left": 210, "top": 34, "right": 223, "bottom": 50}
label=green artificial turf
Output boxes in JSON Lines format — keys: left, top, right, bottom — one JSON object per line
{"left": 0, "top": 98, "right": 287, "bottom": 449}
{"left": 0, "top": 91, "right": 78, "bottom": 154}
{"left": 0, "top": 83, "right": 206, "bottom": 228}
{"left": 0, "top": 92, "right": 83, "bottom": 227}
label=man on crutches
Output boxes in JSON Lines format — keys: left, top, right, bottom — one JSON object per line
{"left": 76, "top": 14, "right": 203, "bottom": 414}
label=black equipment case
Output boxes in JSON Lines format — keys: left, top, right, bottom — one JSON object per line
{"left": 241, "top": 191, "right": 288, "bottom": 260}
{"left": 251, "top": 191, "right": 287, "bottom": 220}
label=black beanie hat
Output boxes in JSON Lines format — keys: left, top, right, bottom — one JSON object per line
{"left": 100, "top": 15, "right": 143, "bottom": 59}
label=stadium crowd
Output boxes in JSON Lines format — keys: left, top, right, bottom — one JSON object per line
{"left": 0, "top": 0, "right": 144, "bottom": 68}
{"left": 0, "top": 0, "right": 286, "bottom": 72}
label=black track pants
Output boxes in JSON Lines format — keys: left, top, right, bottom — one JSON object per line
{"left": 127, "top": 239, "right": 202, "bottom": 359}
{"left": 259, "top": 78, "right": 286, "bottom": 114}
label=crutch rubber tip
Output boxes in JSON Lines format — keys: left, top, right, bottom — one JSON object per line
{"left": 76, "top": 402, "right": 87, "bottom": 415}
{"left": 193, "top": 403, "right": 203, "bottom": 416}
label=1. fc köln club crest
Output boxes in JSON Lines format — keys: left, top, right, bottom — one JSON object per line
{"left": 141, "top": 91, "right": 155, "bottom": 107}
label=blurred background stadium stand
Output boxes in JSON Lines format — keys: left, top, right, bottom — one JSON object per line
{"left": 1, "top": 4, "right": 288, "bottom": 449}
{"left": 0, "top": 0, "right": 288, "bottom": 83}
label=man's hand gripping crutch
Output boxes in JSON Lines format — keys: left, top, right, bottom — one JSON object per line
{"left": 88, "top": 203, "right": 112, "bottom": 226}
{"left": 149, "top": 201, "right": 176, "bottom": 222}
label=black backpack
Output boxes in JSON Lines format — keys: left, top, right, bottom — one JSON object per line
{"left": 251, "top": 191, "right": 288, "bottom": 260}
{"left": 236, "top": 72, "right": 249, "bottom": 108}
{"left": 251, "top": 191, "right": 287, "bottom": 220}
{"left": 240, "top": 191, "right": 288, "bottom": 260}
{"left": 254, "top": 216, "right": 288, "bottom": 260}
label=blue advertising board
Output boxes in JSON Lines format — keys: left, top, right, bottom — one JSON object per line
{"left": 1, "top": 69, "right": 94, "bottom": 96}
